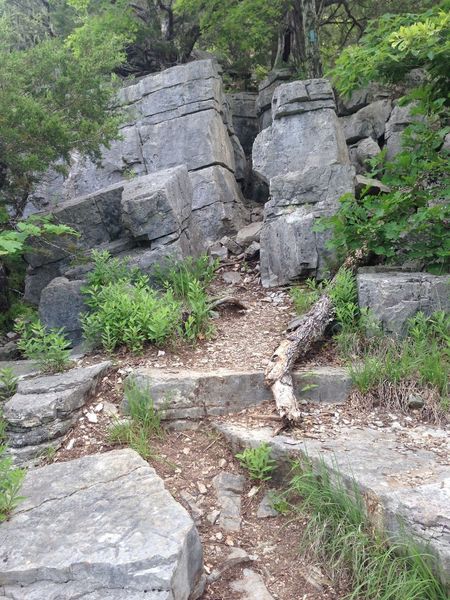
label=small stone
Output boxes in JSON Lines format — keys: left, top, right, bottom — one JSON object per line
{"left": 207, "top": 509, "right": 221, "bottom": 525}
{"left": 197, "top": 482, "right": 207, "bottom": 495}
{"left": 94, "top": 403, "right": 103, "bottom": 412}
{"left": 219, "top": 458, "right": 227, "bottom": 468}
{"left": 247, "top": 486, "right": 259, "bottom": 498}
{"left": 103, "top": 401, "right": 119, "bottom": 417}
{"left": 157, "top": 350, "right": 166, "bottom": 357}
{"left": 66, "top": 439, "right": 75, "bottom": 451}
{"left": 407, "top": 394, "right": 425, "bottom": 410}
{"left": 256, "top": 491, "right": 279, "bottom": 518}
{"left": 222, "top": 271, "right": 241, "bottom": 285}
{"left": 182, "top": 447, "right": 190, "bottom": 455}
{"left": 215, "top": 531, "right": 223, "bottom": 541}
{"left": 86, "top": 412, "right": 98, "bottom": 424}
{"left": 231, "top": 569, "right": 274, "bottom": 599}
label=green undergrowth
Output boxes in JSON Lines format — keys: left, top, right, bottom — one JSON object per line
{"left": 14, "top": 318, "right": 72, "bottom": 373}
{"left": 282, "top": 458, "right": 448, "bottom": 600}
{"left": 236, "top": 442, "right": 277, "bottom": 482}
{"left": 81, "top": 251, "right": 218, "bottom": 353}
{"left": 290, "top": 270, "right": 449, "bottom": 418}
{"left": 108, "top": 376, "right": 164, "bottom": 459}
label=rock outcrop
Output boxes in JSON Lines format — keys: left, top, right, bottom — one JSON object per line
{"left": 0, "top": 449, "right": 204, "bottom": 599}
{"left": 357, "top": 270, "right": 450, "bottom": 336}
{"left": 253, "top": 79, "right": 354, "bottom": 285}
{"left": 26, "top": 60, "right": 251, "bottom": 312}
{"left": 3, "top": 362, "right": 110, "bottom": 463}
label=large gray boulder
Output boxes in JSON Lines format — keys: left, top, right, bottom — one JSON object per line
{"left": 357, "top": 270, "right": 450, "bottom": 335}
{"left": 260, "top": 164, "right": 355, "bottom": 285}
{"left": 39, "top": 277, "right": 87, "bottom": 344}
{"left": 122, "top": 166, "right": 193, "bottom": 246}
{"left": 253, "top": 79, "right": 349, "bottom": 184}
{"left": 3, "top": 362, "right": 110, "bottom": 463}
{"left": 255, "top": 69, "right": 294, "bottom": 130}
{"left": 0, "top": 449, "right": 204, "bottom": 599}
{"left": 340, "top": 99, "right": 392, "bottom": 144}
{"left": 349, "top": 137, "right": 382, "bottom": 174}
{"left": 189, "top": 166, "right": 249, "bottom": 243}
{"left": 385, "top": 102, "right": 421, "bottom": 160}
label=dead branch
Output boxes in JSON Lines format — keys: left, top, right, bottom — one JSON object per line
{"left": 265, "top": 248, "right": 368, "bottom": 424}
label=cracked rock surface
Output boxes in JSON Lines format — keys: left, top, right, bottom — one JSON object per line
{"left": 0, "top": 449, "right": 204, "bottom": 600}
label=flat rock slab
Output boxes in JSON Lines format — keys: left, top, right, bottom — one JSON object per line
{"left": 213, "top": 472, "right": 245, "bottom": 532}
{"left": 0, "top": 449, "right": 203, "bottom": 600}
{"left": 124, "top": 367, "right": 351, "bottom": 425}
{"left": 3, "top": 362, "right": 111, "bottom": 463}
{"left": 215, "top": 422, "right": 450, "bottom": 586}
{"left": 230, "top": 569, "right": 275, "bottom": 600}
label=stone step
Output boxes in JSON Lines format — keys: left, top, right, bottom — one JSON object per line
{"left": 123, "top": 366, "right": 352, "bottom": 426}
{"left": 0, "top": 449, "right": 204, "bottom": 600}
{"left": 214, "top": 421, "right": 450, "bottom": 588}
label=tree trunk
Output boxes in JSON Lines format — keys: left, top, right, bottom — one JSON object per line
{"left": 274, "top": 0, "right": 322, "bottom": 78}
{"left": 265, "top": 249, "right": 368, "bottom": 423}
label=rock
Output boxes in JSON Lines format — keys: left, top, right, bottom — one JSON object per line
{"left": 189, "top": 165, "right": 249, "bottom": 243}
{"left": 228, "top": 92, "right": 259, "bottom": 155}
{"left": 3, "top": 362, "right": 110, "bottom": 463}
{"left": 236, "top": 222, "right": 263, "bottom": 247}
{"left": 256, "top": 491, "right": 278, "bottom": 518}
{"left": 244, "top": 241, "right": 260, "bottom": 261}
{"left": 407, "top": 394, "right": 425, "bottom": 410}
{"left": 207, "top": 242, "right": 228, "bottom": 261}
{"left": 39, "top": 277, "right": 87, "bottom": 344}
{"left": 336, "top": 82, "right": 391, "bottom": 116}
{"left": 85, "top": 411, "right": 98, "bottom": 424}
{"left": 220, "top": 235, "right": 242, "bottom": 255}
{"left": 256, "top": 68, "right": 294, "bottom": 129}
{"left": 180, "top": 490, "right": 204, "bottom": 525}
{"left": 253, "top": 79, "right": 349, "bottom": 184}
{"left": 207, "top": 547, "right": 252, "bottom": 583}
{"left": 0, "top": 449, "right": 204, "bottom": 599}
{"left": 0, "top": 341, "right": 19, "bottom": 361}
{"left": 385, "top": 102, "right": 421, "bottom": 160}
{"left": 260, "top": 163, "right": 355, "bottom": 286}
{"left": 357, "top": 270, "right": 450, "bottom": 336}
{"left": 207, "top": 509, "right": 221, "bottom": 525}
{"left": 340, "top": 99, "right": 392, "bottom": 144}
{"left": 230, "top": 569, "right": 275, "bottom": 600}
{"left": 355, "top": 175, "right": 390, "bottom": 197}
{"left": 442, "top": 132, "right": 450, "bottom": 152}
{"left": 222, "top": 271, "right": 241, "bottom": 285}
{"left": 123, "top": 367, "right": 352, "bottom": 426}
{"left": 121, "top": 166, "right": 194, "bottom": 250}
{"left": 215, "top": 421, "right": 450, "bottom": 586}
{"left": 213, "top": 472, "right": 245, "bottom": 532}
{"left": 350, "top": 137, "right": 381, "bottom": 173}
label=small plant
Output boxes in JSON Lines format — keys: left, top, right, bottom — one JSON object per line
{"left": 286, "top": 458, "right": 447, "bottom": 599}
{"left": 290, "top": 278, "right": 322, "bottom": 315}
{"left": 153, "top": 254, "right": 218, "bottom": 297}
{"left": 85, "top": 249, "right": 141, "bottom": 289}
{"left": 0, "top": 367, "right": 18, "bottom": 401}
{"left": 0, "top": 445, "right": 25, "bottom": 521}
{"left": 15, "top": 319, "right": 72, "bottom": 373}
{"left": 108, "top": 377, "right": 164, "bottom": 459}
{"left": 236, "top": 442, "right": 276, "bottom": 482}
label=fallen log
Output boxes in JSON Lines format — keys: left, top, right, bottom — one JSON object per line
{"left": 265, "top": 248, "right": 368, "bottom": 423}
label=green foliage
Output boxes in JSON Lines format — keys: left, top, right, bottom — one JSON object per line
{"left": 108, "top": 376, "right": 163, "bottom": 459}
{"left": 0, "top": 445, "right": 25, "bottom": 522}
{"left": 330, "top": 4, "right": 450, "bottom": 100}
{"left": 235, "top": 443, "right": 276, "bottom": 482}
{"left": 153, "top": 254, "right": 218, "bottom": 298}
{"left": 290, "top": 278, "right": 322, "bottom": 315}
{"left": 15, "top": 319, "right": 72, "bottom": 373}
{"left": 322, "top": 4, "right": 450, "bottom": 271}
{"left": 350, "top": 311, "right": 450, "bottom": 402}
{"left": 0, "top": 368, "right": 18, "bottom": 402}
{"left": 175, "top": 0, "right": 283, "bottom": 81}
{"left": 82, "top": 278, "right": 181, "bottom": 353}
{"left": 285, "top": 458, "right": 448, "bottom": 599}
{"left": 82, "top": 252, "right": 218, "bottom": 353}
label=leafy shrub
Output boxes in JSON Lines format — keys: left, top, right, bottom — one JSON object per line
{"left": 15, "top": 319, "right": 71, "bottom": 373}
{"left": 236, "top": 443, "right": 276, "bottom": 482}
{"left": 0, "top": 368, "right": 18, "bottom": 401}
{"left": 322, "top": 5, "right": 450, "bottom": 272}
{"left": 85, "top": 249, "right": 141, "bottom": 288}
{"left": 153, "top": 254, "right": 218, "bottom": 297}
{"left": 108, "top": 376, "right": 163, "bottom": 459}
{"left": 0, "top": 445, "right": 25, "bottom": 522}
{"left": 82, "top": 278, "right": 181, "bottom": 353}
